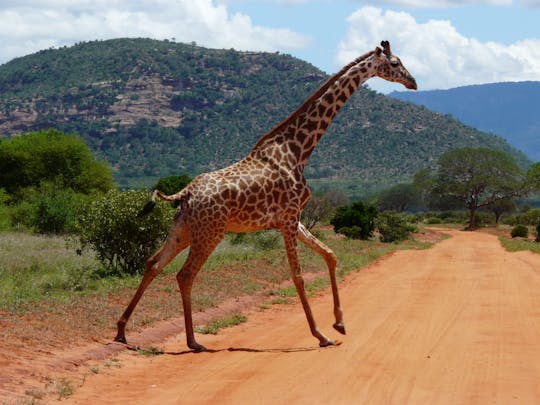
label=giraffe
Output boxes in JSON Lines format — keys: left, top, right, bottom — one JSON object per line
{"left": 115, "top": 41, "right": 417, "bottom": 352}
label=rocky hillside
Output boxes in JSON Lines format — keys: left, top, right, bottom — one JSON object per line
{"left": 0, "top": 38, "right": 529, "bottom": 197}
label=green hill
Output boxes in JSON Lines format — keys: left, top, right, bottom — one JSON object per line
{"left": 0, "top": 38, "right": 529, "bottom": 197}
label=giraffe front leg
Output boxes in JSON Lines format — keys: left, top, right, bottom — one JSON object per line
{"left": 297, "top": 222, "right": 345, "bottom": 335}
{"left": 281, "top": 224, "right": 335, "bottom": 347}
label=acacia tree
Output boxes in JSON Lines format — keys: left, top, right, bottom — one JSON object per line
{"left": 488, "top": 198, "right": 516, "bottom": 224}
{"left": 432, "top": 147, "right": 526, "bottom": 230}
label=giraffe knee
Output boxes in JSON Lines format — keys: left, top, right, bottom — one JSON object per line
{"left": 327, "top": 252, "right": 337, "bottom": 269}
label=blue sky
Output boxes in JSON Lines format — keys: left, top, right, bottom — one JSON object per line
{"left": 0, "top": 0, "right": 539, "bottom": 93}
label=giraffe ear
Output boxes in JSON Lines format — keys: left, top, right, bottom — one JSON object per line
{"left": 380, "top": 40, "right": 392, "bottom": 56}
{"left": 375, "top": 46, "right": 382, "bottom": 56}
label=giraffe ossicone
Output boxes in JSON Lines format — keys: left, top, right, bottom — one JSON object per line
{"left": 115, "top": 41, "right": 417, "bottom": 351}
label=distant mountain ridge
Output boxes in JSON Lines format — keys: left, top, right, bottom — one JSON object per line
{"left": 390, "top": 81, "right": 540, "bottom": 161}
{"left": 0, "top": 38, "right": 530, "bottom": 197}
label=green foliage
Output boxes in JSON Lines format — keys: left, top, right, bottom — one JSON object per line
{"left": 376, "top": 211, "right": 416, "bottom": 243}
{"left": 152, "top": 173, "right": 192, "bottom": 195}
{"left": 526, "top": 162, "right": 540, "bottom": 192}
{"left": 376, "top": 183, "right": 422, "bottom": 212}
{"left": 0, "top": 129, "right": 113, "bottom": 195}
{"left": 76, "top": 189, "right": 174, "bottom": 276}
{"left": 330, "top": 201, "right": 378, "bottom": 240}
{"left": 33, "top": 184, "right": 90, "bottom": 234}
{"left": 488, "top": 198, "right": 516, "bottom": 224}
{"left": 3, "top": 182, "right": 91, "bottom": 234}
{"left": 432, "top": 147, "right": 526, "bottom": 229}
{"left": 511, "top": 224, "right": 529, "bottom": 238}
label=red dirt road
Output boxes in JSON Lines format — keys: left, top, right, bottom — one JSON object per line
{"left": 59, "top": 230, "right": 540, "bottom": 404}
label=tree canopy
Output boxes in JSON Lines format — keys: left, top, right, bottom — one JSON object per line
{"left": 0, "top": 129, "right": 114, "bottom": 195}
{"left": 432, "top": 147, "right": 526, "bottom": 229}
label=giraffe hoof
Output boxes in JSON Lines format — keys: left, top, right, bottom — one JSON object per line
{"left": 189, "top": 343, "right": 207, "bottom": 353}
{"left": 114, "top": 335, "right": 127, "bottom": 344}
{"left": 319, "top": 339, "right": 334, "bottom": 347}
{"left": 333, "top": 322, "right": 346, "bottom": 335}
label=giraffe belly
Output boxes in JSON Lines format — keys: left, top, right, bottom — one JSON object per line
{"left": 225, "top": 207, "right": 281, "bottom": 233}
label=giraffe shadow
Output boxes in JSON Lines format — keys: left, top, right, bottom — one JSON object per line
{"left": 163, "top": 345, "right": 326, "bottom": 355}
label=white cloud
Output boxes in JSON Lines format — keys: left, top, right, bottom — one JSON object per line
{"left": 0, "top": 0, "right": 310, "bottom": 64}
{"left": 359, "top": 0, "right": 512, "bottom": 6}
{"left": 336, "top": 6, "right": 540, "bottom": 92}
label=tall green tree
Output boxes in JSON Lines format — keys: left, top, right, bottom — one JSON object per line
{"left": 432, "top": 147, "right": 525, "bottom": 229}
{"left": 0, "top": 129, "right": 113, "bottom": 195}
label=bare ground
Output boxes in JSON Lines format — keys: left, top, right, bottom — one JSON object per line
{"left": 4, "top": 228, "right": 540, "bottom": 404}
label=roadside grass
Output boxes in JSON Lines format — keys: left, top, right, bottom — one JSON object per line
{"left": 195, "top": 313, "right": 248, "bottom": 335}
{"left": 498, "top": 235, "right": 540, "bottom": 254}
{"left": 0, "top": 232, "right": 141, "bottom": 313}
{"left": 0, "top": 228, "right": 439, "bottom": 355}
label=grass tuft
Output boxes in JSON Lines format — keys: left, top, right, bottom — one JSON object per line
{"left": 195, "top": 313, "right": 248, "bottom": 335}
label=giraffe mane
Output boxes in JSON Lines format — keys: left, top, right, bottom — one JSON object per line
{"left": 251, "top": 48, "right": 377, "bottom": 151}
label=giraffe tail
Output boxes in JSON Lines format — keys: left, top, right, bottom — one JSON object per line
{"left": 137, "top": 189, "right": 189, "bottom": 217}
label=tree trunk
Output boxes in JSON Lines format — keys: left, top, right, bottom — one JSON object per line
{"left": 468, "top": 207, "right": 476, "bottom": 230}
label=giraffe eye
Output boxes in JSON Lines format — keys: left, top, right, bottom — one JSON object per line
{"left": 390, "top": 59, "right": 399, "bottom": 67}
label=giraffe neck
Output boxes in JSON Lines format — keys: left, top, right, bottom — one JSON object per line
{"left": 250, "top": 50, "right": 378, "bottom": 172}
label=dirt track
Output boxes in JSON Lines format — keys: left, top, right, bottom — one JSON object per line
{"left": 54, "top": 229, "right": 540, "bottom": 403}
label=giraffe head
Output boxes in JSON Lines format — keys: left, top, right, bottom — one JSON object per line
{"left": 373, "top": 40, "right": 417, "bottom": 90}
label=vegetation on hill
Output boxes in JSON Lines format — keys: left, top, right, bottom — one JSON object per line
{"left": 0, "top": 38, "right": 530, "bottom": 197}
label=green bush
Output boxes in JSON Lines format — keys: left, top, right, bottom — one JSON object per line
{"left": 338, "top": 226, "right": 364, "bottom": 239}
{"left": 76, "top": 189, "right": 174, "bottom": 276}
{"left": 511, "top": 224, "right": 529, "bottom": 238}
{"left": 152, "top": 174, "right": 192, "bottom": 195}
{"left": 376, "top": 211, "right": 416, "bottom": 243}
{"left": 6, "top": 183, "right": 89, "bottom": 234}
{"left": 330, "top": 201, "right": 378, "bottom": 240}
{"left": 516, "top": 208, "right": 540, "bottom": 226}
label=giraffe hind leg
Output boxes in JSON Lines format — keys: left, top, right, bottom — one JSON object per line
{"left": 297, "top": 222, "right": 345, "bottom": 335}
{"left": 115, "top": 227, "right": 189, "bottom": 344}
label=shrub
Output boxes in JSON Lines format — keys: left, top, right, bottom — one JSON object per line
{"left": 338, "top": 226, "right": 363, "bottom": 239}
{"left": 7, "top": 182, "right": 89, "bottom": 234}
{"left": 330, "top": 201, "right": 377, "bottom": 240}
{"left": 76, "top": 189, "right": 173, "bottom": 276}
{"left": 511, "top": 224, "right": 529, "bottom": 238}
{"left": 516, "top": 208, "right": 540, "bottom": 226}
{"left": 536, "top": 224, "right": 540, "bottom": 243}
{"left": 376, "top": 211, "right": 416, "bottom": 243}
{"left": 152, "top": 174, "right": 192, "bottom": 195}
